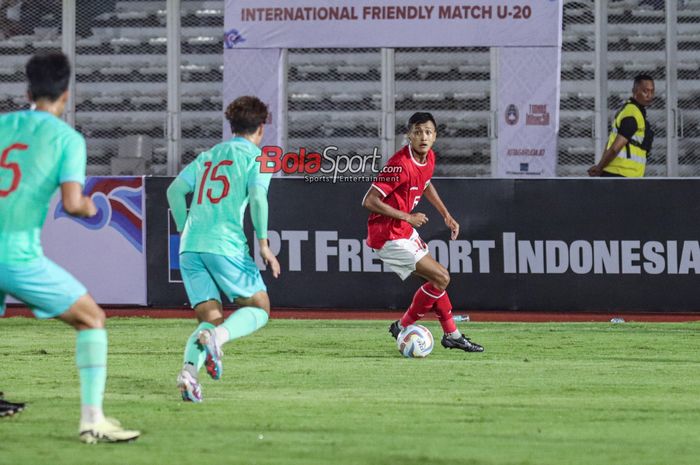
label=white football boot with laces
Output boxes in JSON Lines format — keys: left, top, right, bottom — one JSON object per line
{"left": 79, "top": 417, "right": 140, "bottom": 444}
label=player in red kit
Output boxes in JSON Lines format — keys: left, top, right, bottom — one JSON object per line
{"left": 362, "top": 112, "right": 484, "bottom": 353}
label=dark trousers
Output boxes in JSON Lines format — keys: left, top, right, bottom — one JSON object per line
{"left": 601, "top": 171, "right": 626, "bottom": 178}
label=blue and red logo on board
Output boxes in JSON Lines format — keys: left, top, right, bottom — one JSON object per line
{"left": 54, "top": 177, "right": 143, "bottom": 252}
{"left": 505, "top": 104, "right": 519, "bottom": 126}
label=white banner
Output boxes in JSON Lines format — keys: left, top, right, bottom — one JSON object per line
{"left": 225, "top": 0, "right": 561, "bottom": 48}
{"left": 41, "top": 177, "right": 147, "bottom": 305}
{"left": 496, "top": 47, "right": 560, "bottom": 177}
{"left": 223, "top": 48, "right": 284, "bottom": 148}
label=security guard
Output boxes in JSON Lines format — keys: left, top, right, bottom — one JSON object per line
{"left": 589, "top": 74, "right": 655, "bottom": 177}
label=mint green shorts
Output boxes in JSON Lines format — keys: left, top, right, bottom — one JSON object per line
{"left": 0, "top": 257, "right": 87, "bottom": 318}
{"left": 179, "top": 252, "right": 267, "bottom": 308}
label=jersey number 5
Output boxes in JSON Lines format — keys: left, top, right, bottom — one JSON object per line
{"left": 0, "top": 143, "right": 28, "bottom": 197}
{"left": 197, "top": 160, "right": 233, "bottom": 204}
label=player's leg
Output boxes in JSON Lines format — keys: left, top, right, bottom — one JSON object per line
{"left": 189, "top": 299, "right": 225, "bottom": 381}
{"left": 177, "top": 253, "right": 222, "bottom": 401}
{"left": 220, "top": 291, "right": 270, "bottom": 343}
{"left": 57, "top": 295, "right": 107, "bottom": 430}
{"left": 400, "top": 253, "right": 451, "bottom": 329}
{"left": 413, "top": 255, "right": 484, "bottom": 353}
{"left": 195, "top": 292, "right": 269, "bottom": 382}
{"left": 196, "top": 253, "right": 270, "bottom": 380}
{"left": 185, "top": 298, "right": 223, "bottom": 374}
{"left": 58, "top": 295, "right": 141, "bottom": 442}
{"left": 376, "top": 232, "right": 438, "bottom": 338}
{"left": 4, "top": 257, "right": 139, "bottom": 441}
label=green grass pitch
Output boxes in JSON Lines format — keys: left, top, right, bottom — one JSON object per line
{"left": 0, "top": 318, "right": 698, "bottom": 465}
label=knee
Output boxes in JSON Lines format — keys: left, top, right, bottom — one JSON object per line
{"left": 249, "top": 292, "right": 271, "bottom": 314}
{"left": 433, "top": 268, "right": 450, "bottom": 290}
{"left": 75, "top": 299, "right": 105, "bottom": 329}
{"left": 195, "top": 299, "right": 224, "bottom": 325}
{"left": 83, "top": 308, "right": 105, "bottom": 329}
{"left": 236, "top": 291, "right": 271, "bottom": 314}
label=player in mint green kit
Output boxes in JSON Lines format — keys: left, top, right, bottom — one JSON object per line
{"left": 0, "top": 52, "right": 139, "bottom": 443}
{"left": 167, "top": 95, "right": 280, "bottom": 402}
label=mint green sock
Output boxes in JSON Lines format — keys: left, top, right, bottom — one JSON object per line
{"left": 183, "top": 322, "right": 216, "bottom": 372}
{"left": 76, "top": 329, "right": 107, "bottom": 408}
{"left": 216, "top": 307, "right": 269, "bottom": 345}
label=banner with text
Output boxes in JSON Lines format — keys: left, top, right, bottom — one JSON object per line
{"left": 496, "top": 46, "right": 560, "bottom": 177}
{"left": 224, "top": 0, "right": 562, "bottom": 48}
{"left": 147, "top": 177, "right": 700, "bottom": 312}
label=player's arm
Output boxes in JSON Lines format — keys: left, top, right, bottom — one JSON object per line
{"left": 166, "top": 177, "right": 192, "bottom": 232}
{"left": 362, "top": 186, "right": 428, "bottom": 228}
{"left": 423, "top": 183, "right": 459, "bottom": 240}
{"left": 60, "top": 182, "right": 97, "bottom": 217}
{"left": 249, "top": 184, "right": 280, "bottom": 278}
{"left": 58, "top": 134, "right": 94, "bottom": 217}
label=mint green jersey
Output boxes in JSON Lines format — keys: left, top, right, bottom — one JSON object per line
{"left": 0, "top": 111, "right": 86, "bottom": 264}
{"left": 178, "top": 136, "right": 272, "bottom": 256}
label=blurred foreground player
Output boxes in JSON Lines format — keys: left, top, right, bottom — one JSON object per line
{"left": 0, "top": 52, "right": 140, "bottom": 443}
{"left": 167, "top": 96, "right": 280, "bottom": 402}
{"left": 362, "top": 112, "right": 484, "bottom": 353}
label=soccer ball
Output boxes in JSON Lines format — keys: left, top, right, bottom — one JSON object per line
{"left": 397, "top": 324, "right": 434, "bottom": 358}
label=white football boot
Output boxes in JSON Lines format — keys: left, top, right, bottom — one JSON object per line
{"left": 79, "top": 417, "right": 140, "bottom": 444}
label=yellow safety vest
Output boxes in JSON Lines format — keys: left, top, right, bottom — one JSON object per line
{"left": 604, "top": 99, "right": 652, "bottom": 177}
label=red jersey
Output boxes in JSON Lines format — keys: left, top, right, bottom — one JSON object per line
{"left": 365, "top": 145, "right": 435, "bottom": 249}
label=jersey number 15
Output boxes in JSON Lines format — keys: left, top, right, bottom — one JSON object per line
{"left": 197, "top": 160, "right": 233, "bottom": 204}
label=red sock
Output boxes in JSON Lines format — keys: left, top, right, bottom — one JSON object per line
{"left": 400, "top": 283, "right": 444, "bottom": 327}
{"left": 433, "top": 291, "right": 458, "bottom": 334}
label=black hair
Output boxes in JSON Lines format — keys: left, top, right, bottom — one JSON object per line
{"left": 633, "top": 74, "right": 654, "bottom": 89}
{"left": 225, "top": 96, "right": 269, "bottom": 135}
{"left": 407, "top": 112, "right": 437, "bottom": 131}
{"left": 25, "top": 52, "right": 71, "bottom": 102}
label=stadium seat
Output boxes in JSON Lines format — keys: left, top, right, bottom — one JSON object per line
{"left": 77, "top": 36, "right": 105, "bottom": 48}
{"left": 452, "top": 91, "right": 487, "bottom": 101}
{"left": 294, "top": 64, "right": 332, "bottom": 77}
{"left": 139, "top": 66, "right": 167, "bottom": 76}
{"left": 631, "top": 9, "right": 664, "bottom": 21}
{"left": 417, "top": 64, "right": 452, "bottom": 78}
{"left": 457, "top": 64, "right": 489, "bottom": 74}
{"left": 115, "top": 11, "right": 150, "bottom": 21}
{"left": 100, "top": 65, "right": 134, "bottom": 77}
{"left": 186, "top": 36, "right": 218, "bottom": 46}
{"left": 336, "top": 65, "right": 372, "bottom": 76}
{"left": 110, "top": 37, "right": 142, "bottom": 47}
{"left": 90, "top": 95, "right": 124, "bottom": 105}
{"left": 290, "top": 93, "right": 324, "bottom": 104}
{"left": 148, "top": 37, "right": 168, "bottom": 46}
{"left": 131, "top": 94, "right": 166, "bottom": 108}
{"left": 194, "top": 9, "right": 223, "bottom": 19}
{"left": 329, "top": 93, "right": 365, "bottom": 103}
{"left": 411, "top": 92, "right": 446, "bottom": 102}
